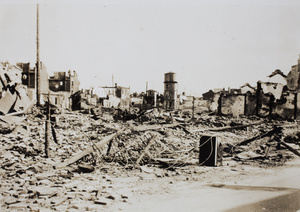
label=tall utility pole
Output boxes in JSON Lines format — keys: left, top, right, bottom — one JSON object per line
{"left": 192, "top": 96, "right": 195, "bottom": 119}
{"left": 36, "top": 4, "right": 41, "bottom": 106}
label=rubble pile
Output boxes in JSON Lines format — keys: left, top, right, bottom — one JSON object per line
{"left": 220, "top": 121, "right": 300, "bottom": 166}
{"left": 0, "top": 107, "right": 300, "bottom": 211}
{"left": 104, "top": 127, "right": 199, "bottom": 166}
{"left": 0, "top": 62, "right": 33, "bottom": 115}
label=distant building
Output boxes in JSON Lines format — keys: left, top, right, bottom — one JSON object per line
{"left": 130, "top": 97, "right": 143, "bottom": 108}
{"left": 93, "top": 84, "right": 130, "bottom": 108}
{"left": 49, "top": 70, "right": 80, "bottom": 94}
{"left": 49, "top": 91, "right": 71, "bottom": 109}
{"left": 228, "top": 88, "right": 241, "bottom": 95}
{"left": 287, "top": 55, "right": 300, "bottom": 91}
{"left": 17, "top": 63, "right": 33, "bottom": 88}
{"left": 17, "top": 61, "right": 49, "bottom": 101}
{"left": 48, "top": 70, "right": 80, "bottom": 109}
{"left": 73, "top": 83, "right": 131, "bottom": 110}
{"left": 164, "top": 72, "right": 177, "bottom": 110}
{"left": 144, "top": 89, "right": 157, "bottom": 107}
{"left": 240, "top": 83, "right": 256, "bottom": 94}
{"left": 267, "top": 69, "right": 287, "bottom": 85}
{"left": 114, "top": 84, "right": 131, "bottom": 108}
{"left": 71, "top": 89, "right": 98, "bottom": 111}
{"left": 202, "top": 90, "right": 215, "bottom": 100}
{"left": 213, "top": 88, "right": 226, "bottom": 93}
{"left": 259, "top": 69, "right": 287, "bottom": 100}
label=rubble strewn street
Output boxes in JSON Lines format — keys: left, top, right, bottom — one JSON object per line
{"left": 1, "top": 4, "right": 300, "bottom": 211}
{"left": 1, "top": 107, "right": 299, "bottom": 211}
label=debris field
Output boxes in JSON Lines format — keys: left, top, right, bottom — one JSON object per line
{"left": 0, "top": 107, "right": 299, "bottom": 211}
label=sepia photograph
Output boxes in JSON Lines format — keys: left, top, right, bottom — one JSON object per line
{"left": 0, "top": 0, "right": 300, "bottom": 211}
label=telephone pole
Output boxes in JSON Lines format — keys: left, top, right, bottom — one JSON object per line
{"left": 36, "top": 4, "right": 41, "bottom": 106}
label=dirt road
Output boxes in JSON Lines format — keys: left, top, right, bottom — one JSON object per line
{"left": 111, "top": 159, "right": 300, "bottom": 212}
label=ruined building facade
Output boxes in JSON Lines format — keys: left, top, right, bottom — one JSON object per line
{"left": 164, "top": 72, "right": 178, "bottom": 110}
{"left": 287, "top": 55, "right": 300, "bottom": 91}
{"left": 199, "top": 55, "right": 300, "bottom": 119}
{"left": 145, "top": 89, "right": 157, "bottom": 108}
{"left": 47, "top": 70, "right": 80, "bottom": 108}
{"left": 49, "top": 70, "right": 80, "bottom": 94}
{"left": 17, "top": 61, "right": 49, "bottom": 101}
{"left": 72, "top": 83, "right": 131, "bottom": 111}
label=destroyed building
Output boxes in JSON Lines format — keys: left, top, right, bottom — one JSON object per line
{"left": 72, "top": 84, "right": 131, "bottom": 111}
{"left": 17, "top": 61, "right": 49, "bottom": 101}
{"left": 1, "top": 61, "right": 78, "bottom": 113}
{"left": 287, "top": 55, "right": 300, "bottom": 91}
{"left": 115, "top": 84, "right": 131, "bottom": 108}
{"left": 227, "top": 87, "right": 242, "bottom": 95}
{"left": 199, "top": 57, "right": 300, "bottom": 119}
{"left": 92, "top": 86, "right": 116, "bottom": 107}
{"left": 71, "top": 89, "right": 97, "bottom": 111}
{"left": 202, "top": 90, "right": 215, "bottom": 101}
{"left": 201, "top": 88, "right": 227, "bottom": 112}
{"left": 48, "top": 70, "right": 80, "bottom": 108}
{"left": 240, "top": 83, "right": 256, "bottom": 94}
{"left": 94, "top": 84, "right": 131, "bottom": 109}
{"left": 130, "top": 93, "right": 144, "bottom": 109}
{"left": 143, "top": 89, "right": 158, "bottom": 109}
{"left": 49, "top": 70, "right": 80, "bottom": 94}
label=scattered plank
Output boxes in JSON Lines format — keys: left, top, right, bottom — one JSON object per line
{"left": 192, "top": 121, "right": 264, "bottom": 133}
{"left": 210, "top": 121, "right": 263, "bottom": 131}
{"left": 56, "top": 128, "right": 124, "bottom": 168}
{"left": 131, "top": 123, "right": 181, "bottom": 132}
{"left": 280, "top": 140, "right": 300, "bottom": 157}
{"left": 208, "top": 121, "right": 264, "bottom": 131}
{"left": 35, "top": 187, "right": 57, "bottom": 197}
{"left": 238, "top": 127, "right": 280, "bottom": 146}
{"left": 136, "top": 135, "right": 157, "bottom": 165}
{"left": 51, "top": 196, "right": 68, "bottom": 206}
{"left": 51, "top": 125, "right": 59, "bottom": 144}
{"left": 78, "top": 163, "right": 95, "bottom": 172}
{"left": 153, "top": 158, "right": 198, "bottom": 166}
{"left": 178, "top": 124, "right": 191, "bottom": 134}
{"left": 95, "top": 197, "right": 111, "bottom": 205}
{"left": 106, "top": 138, "right": 114, "bottom": 156}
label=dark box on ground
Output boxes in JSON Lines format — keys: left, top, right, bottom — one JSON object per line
{"left": 199, "top": 135, "right": 223, "bottom": 166}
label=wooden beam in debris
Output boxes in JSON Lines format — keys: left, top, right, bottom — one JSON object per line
{"left": 208, "top": 121, "right": 264, "bottom": 131}
{"left": 136, "top": 135, "right": 157, "bottom": 165}
{"left": 238, "top": 126, "right": 283, "bottom": 146}
{"left": 238, "top": 129, "right": 276, "bottom": 146}
{"left": 131, "top": 123, "right": 181, "bottom": 132}
{"left": 56, "top": 129, "right": 124, "bottom": 168}
{"left": 280, "top": 140, "right": 300, "bottom": 157}
{"left": 178, "top": 124, "right": 191, "bottom": 134}
{"left": 192, "top": 121, "right": 264, "bottom": 133}
{"left": 153, "top": 158, "right": 198, "bottom": 166}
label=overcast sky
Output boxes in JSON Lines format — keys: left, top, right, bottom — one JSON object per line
{"left": 1, "top": 0, "right": 300, "bottom": 96}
